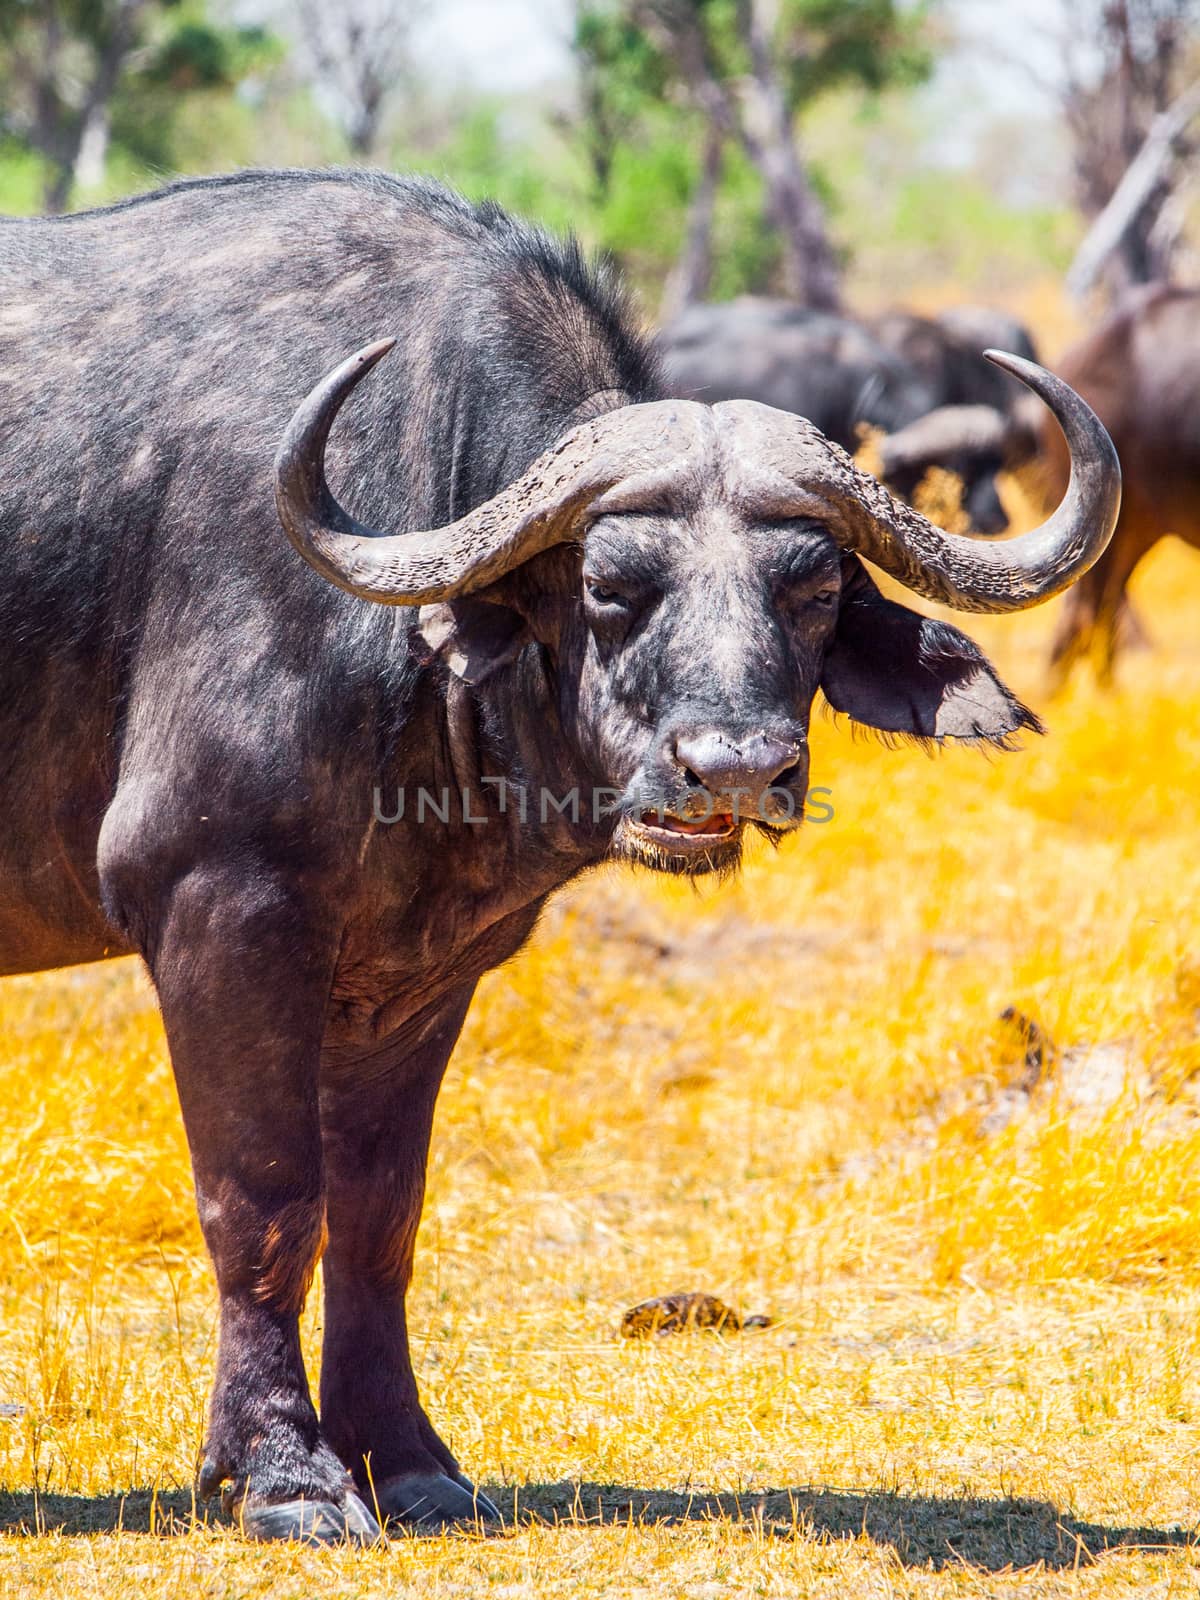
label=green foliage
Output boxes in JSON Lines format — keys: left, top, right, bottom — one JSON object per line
{"left": 0, "top": 134, "right": 48, "bottom": 214}
{"left": 111, "top": 6, "right": 281, "bottom": 173}
{"left": 705, "top": 141, "right": 782, "bottom": 301}
{"left": 0, "top": 0, "right": 168, "bottom": 50}
{"left": 571, "top": 3, "right": 674, "bottom": 199}
{"left": 0, "top": 0, "right": 1090, "bottom": 312}
{"left": 780, "top": 0, "right": 936, "bottom": 99}
{"left": 567, "top": 0, "right": 940, "bottom": 300}
{"left": 397, "top": 101, "right": 586, "bottom": 240}
{"left": 142, "top": 19, "right": 274, "bottom": 91}
{"left": 572, "top": 5, "right": 670, "bottom": 106}
{"left": 390, "top": 96, "right": 779, "bottom": 307}
{"left": 885, "top": 168, "right": 1078, "bottom": 283}
{"left": 590, "top": 113, "right": 697, "bottom": 278}
{"left": 0, "top": 0, "right": 280, "bottom": 208}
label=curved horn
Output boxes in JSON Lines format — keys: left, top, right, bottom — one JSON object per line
{"left": 274, "top": 342, "right": 708, "bottom": 605}
{"left": 877, "top": 404, "right": 1010, "bottom": 477}
{"left": 717, "top": 351, "right": 1121, "bottom": 614}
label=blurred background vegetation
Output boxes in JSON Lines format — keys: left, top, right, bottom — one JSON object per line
{"left": 0, "top": 0, "right": 1195, "bottom": 316}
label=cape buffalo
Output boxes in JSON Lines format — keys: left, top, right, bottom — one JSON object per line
{"left": 1037, "top": 283, "right": 1200, "bottom": 683}
{"left": 0, "top": 169, "right": 1119, "bottom": 1545}
{"left": 658, "top": 298, "right": 934, "bottom": 445}
{"left": 659, "top": 300, "right": 1041, "bottom": 535}
{"left": 872, "top": 308, "right": 1042, "bottom": 534}
{"left": 874, "top": 306, "right": 1039, "bottom": 414}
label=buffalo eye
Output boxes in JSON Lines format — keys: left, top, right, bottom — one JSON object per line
{"left": 778, "top": 576, "right": 840, "bottom": 614}
{"left": 584, "top": 578, "right": 630, "bottom": 609}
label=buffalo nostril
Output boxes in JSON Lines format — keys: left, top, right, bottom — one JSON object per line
{"left": 671, "top": 731, "right": 803, "bottom": 798}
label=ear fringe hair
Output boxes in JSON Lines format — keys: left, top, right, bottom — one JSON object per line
{"left": 818, "top": 696, "right": 1044, "bottom": 753}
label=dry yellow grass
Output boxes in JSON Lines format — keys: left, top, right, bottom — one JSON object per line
{"left": 0, "top": 521, "right": 1198, "bottom": 1591}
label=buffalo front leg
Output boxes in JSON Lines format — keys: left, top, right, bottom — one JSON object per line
{"left": 145, "top": 866, "right": 380, "bottom": 1545}
{"left": 1047, "top": 515, "right": 1156, "bottom": 689}
{"left": 319, "top": 987, "right": 500, "bottom": 1529}
{"left": 1047, "top": 563, "right": 1103, "bottom": 689}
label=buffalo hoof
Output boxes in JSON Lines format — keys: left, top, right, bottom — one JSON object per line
{"left": 241, "top": 1491, "right": 382, "bottom": 1546}
{"left": 376, "top": 1470, "right": 502, "bottom": 1530}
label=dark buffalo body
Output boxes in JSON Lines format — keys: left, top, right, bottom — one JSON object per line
{"left": 1038, "top": 283, "right": 1200, "bottom": 682}
{"left": 657, "top": 297, "right": 935, "bottom": 446}
{"left": 0, "top": 170, "right": 1118, "bottom": 1543}
{"left": 873, "top": 306, "right": 1039, "bottom": 414}
{"left": 871, "top": 307, "right": 1041, "bottom": 534}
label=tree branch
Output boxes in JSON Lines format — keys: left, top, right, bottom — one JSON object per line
{"left": 1067, "top": 75, "right": 1200, "bottom": 299}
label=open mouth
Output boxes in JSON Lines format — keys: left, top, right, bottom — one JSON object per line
{"left": 631, "top": 809, "right": 739, "bottom": 848}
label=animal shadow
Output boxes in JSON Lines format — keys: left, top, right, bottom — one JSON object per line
{"left": 503, "top": 1481, "right": 1197, "bottom": 1573}
{"left": 0, "top": 1481, "right": 1194, "bottom": 1572}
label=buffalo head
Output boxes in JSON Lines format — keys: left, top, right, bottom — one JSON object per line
{"left": 274, "top": 343, "right": 1119, "bottom": 875}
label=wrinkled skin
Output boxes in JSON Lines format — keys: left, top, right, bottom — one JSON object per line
{"left": 0, "top": 170, "right": 1036, "bottom": 1544}
{"left": 526, "top": 513, "right": 841, "bottom": 875}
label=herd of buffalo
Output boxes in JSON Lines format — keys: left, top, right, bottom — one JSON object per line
{"left": 0, "top": 163, "right": 1188, "bottom": 1545}
{"left": 661, "top": 283, "right": 1200, "bottom": 684}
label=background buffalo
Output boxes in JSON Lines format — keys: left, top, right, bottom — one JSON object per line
{"left": 659, "top": 300, "right": 1041, "bottom": 535}
{"left": 1034, "top": 284, "right": 1200, "bottom": 682}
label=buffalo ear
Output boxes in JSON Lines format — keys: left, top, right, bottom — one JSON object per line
{"left": 418, "top": 599, "right": 531, "bottom": 686}
{"left": 820, "top": 565, "right": 1042, "bottom": 744}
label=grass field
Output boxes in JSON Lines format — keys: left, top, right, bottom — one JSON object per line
{"left": 0, "top": 504, "right": 1198, "bottom": 1592}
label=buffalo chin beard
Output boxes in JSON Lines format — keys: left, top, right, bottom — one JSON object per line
{"left": 612, "top": 812, "right": 748, "bottom": 879}
{"left": 613, "top": 811, "right": 804, "bottom": 877}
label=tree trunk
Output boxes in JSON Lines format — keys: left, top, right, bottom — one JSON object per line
{"left": 42, "top": 162, "right": 75, "bottom": 215}
{"left": 33, "top": 0, "right": 146, "bottom": 213}
{"left": 1066, "top": 77, "right": 1200, "bottom": 300}
{"left": 660, "top": 127, "right": 723, "bottom": 320}
{"left": 635, "top": 0, "right": 842, "bottom": 309}
{"left": 32, "top": 3, "right": 72, "bottom": 213}
{"left": 736, "top": 0, "right": 842, "bottom": 311}
{"left": 74, "top": 104, "right": 111, "bottom": 193}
